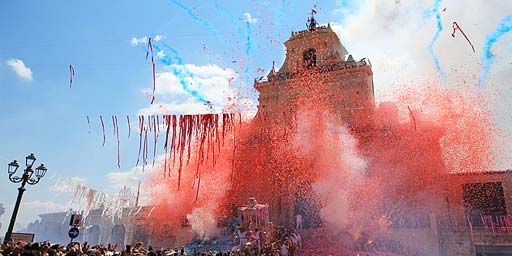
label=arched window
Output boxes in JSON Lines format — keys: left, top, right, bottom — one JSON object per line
{"left": 303, "top": 48, "right": 317, "bottom": 69}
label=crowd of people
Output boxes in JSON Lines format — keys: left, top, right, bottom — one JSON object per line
{"left": 0, "top": 238, "right": 302, "bottom": 256}
{"left": 0, "top": 241, "right": 193, "bottom": 256}
{"left": 0, "top": 223, "right": 303, "bottom": 256}
{"left": 0, "top": 222, "right": 303, "bottom": 256}
{"left": 0, "top": 241, "right": 120, "bottom": 256}
{"left": 230, "top": 225, "right": 301, "bottom": 256}
{"left": 0, "top": 203, "right": 303, "bottom": 256}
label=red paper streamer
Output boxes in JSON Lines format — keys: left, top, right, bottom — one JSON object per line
{"left": 69, "top": 65, "right": 75, "bottom": 88}
{"left": 195, "top": 175, "right": 201, "bottom": 203}
{"left": 113, "top": 115, "right": 121, "bottom": 168}
{"left": 153, "top": 115, "right": 158, "bottom": 166}
{"left": 452, "top": 21, "right": 476, "bottom": 53}
{"left": 171, "top": 115, "right": 177, "bottom": 167}
{"left": 156, "top": 115, "right": 160, "bottom": 134}
{"left": 408, "top": 106, "right": 417, "bottom": 132}
{"left": 86, "top": 115, "right": 91, "bottom": 134}
{"left": 112, "top": 116, "right": 116, "bottom": 135}
{"left": 127, "top": 115, "right": 131, "bottom": 138}
{"left": 146, "top": 38, "right": 156, "bottom": 104}
{"left": 176, "top": 116, "right": 186, "bottom": 189}
{"left": 136, "top": 115, "right": 144, "bottom": 166}
{"left": 231, "top": 124, "right": 236, "bottom": 182}
{"left": 99, "top": 116, "right": 106, "bottom": 146}
{"left": 144, "top": 116, "right": 152, "bottom": 168}
{"left": 163, "top": 115, "right": 171, "bottom": 177}
{"left": 95, "top": 113, "right": 239, "bottom": 195}
{"left": 143, "top": 128, "right": 148, "bottom": 169}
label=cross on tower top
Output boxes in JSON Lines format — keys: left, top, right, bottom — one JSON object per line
{"left": 307, "top": 8, "right": 318, "bottom": 31}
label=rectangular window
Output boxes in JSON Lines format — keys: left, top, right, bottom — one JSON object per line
{"left": 390, "top": 215, "right": 431, "bottom": 229}
{"left": 463, "top": 182, "right": 507, "bottom": 226}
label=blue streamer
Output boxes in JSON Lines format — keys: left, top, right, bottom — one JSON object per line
{"left": 244, "top": 19, "right": 253, "bottom": 83}
{"left": 213, "top": 0, "right": 254, "bottom": 84}
{"left": 169, "top": 0, "right": 219, "bottom": 38}
{"left": 154, "top": 43, "right": 208, "bottom": 103}
{"left": 425, "top": 0, "right": 445, "bottom": 76}
{"left": 213, "top": 0, "right": 244, "bottom": 36}
{"left": 479, "top": 15, "right": 512, "bottom": 86}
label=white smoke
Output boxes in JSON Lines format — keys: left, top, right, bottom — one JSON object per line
{"left": 292, "top": 112, "right": 368, "bottom": 233}
{"left": 331, "top": 0, "right": 512, "bottom": 169}
{"left": 312, "top": 126, "right": 368, "bottom": 231}
{"left": 186, "top": 206, "right": 221, "bottom": 240}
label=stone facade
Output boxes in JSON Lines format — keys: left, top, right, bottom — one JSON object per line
{"left": 26, "top": 206, "right": 194, "bottom": 248}
{"left": 254, "top": 24, "right": 375, "bottom": 127}
{"left": 234, "top": 23, "right": 376, "bottom": 227}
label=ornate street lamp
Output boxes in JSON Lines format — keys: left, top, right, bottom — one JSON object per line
{"left": 3, "top": 153, "right": 48, "bottom": 243}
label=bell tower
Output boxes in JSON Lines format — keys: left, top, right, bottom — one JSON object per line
{"left": 278, "top": 22, "right": 349, "bottom": 74}
{"left": 254, "top": 14, "right": 375, "bottom": 128}
{"left": 243, "top": 15, "right": 376, "bottom": 226}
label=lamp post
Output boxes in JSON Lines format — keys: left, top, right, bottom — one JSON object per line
{"left": 3, "top": 153, "right": 47, "bottom": 243}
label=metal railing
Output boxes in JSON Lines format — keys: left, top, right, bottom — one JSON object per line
{"left": 436, "top": 213, "right": 512, "bottom": 240}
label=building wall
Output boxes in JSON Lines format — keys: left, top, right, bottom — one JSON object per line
{"left": 390, "top": 215, "right": 441, "bottom": 256}
{"left": 437, "top": 171, "right": 512, "bottom": 255}
{"left": 255, "top": 63, "right": 374, "bottom": 126}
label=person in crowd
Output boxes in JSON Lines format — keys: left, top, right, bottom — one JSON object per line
{"left": 295, "top": 215, "right": 302, "bottom": 231}
{"left": 122, "top": 245, "right": 132, "bottom": 256}
{"left": 146, "top": 246, "right": 156, "bottom": 256}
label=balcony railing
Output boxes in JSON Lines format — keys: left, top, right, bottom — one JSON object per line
{"left": 254, "top": 58, "right": 371, "bottom": 84}
{"left": 436, "top": 213, "right": 512, "bottom": 238}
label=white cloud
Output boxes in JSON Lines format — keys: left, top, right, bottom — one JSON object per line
{"left": 130, "top": 35, "right": 163, "bottom": 46}
{"left": 6, "top": 58, "right": 33, "bottom": 81}
{"left": 332, "top": 0, "right": 511, "bottom": 97}
{"left": 153, "top": 35, "right": 163, "bottom": 42}
{"left": 130, "top": 36, "right": 148, "bottom": 46}
{"left": 104, "top": 157, "right": 168, "bottom": 207}
{"left": 331, "top": 0, "right": 512, "bottom": 169}
{"left": 139, "top": 63, "right": 239, "bottom": 115}
{"left": 243, "top": 12, "right": 257, "bottom": 24}
{"left": 157, "top": 50, "right": 165, "bottom": 59}
{"left": 105, "top": 166, "right": 145, "bottom": 191}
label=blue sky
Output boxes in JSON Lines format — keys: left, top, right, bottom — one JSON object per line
{"left": 0, "top": 0, "right": 511, "bottom": 234}
{"left": 0, "top": 0, "right": 342, "bottom": 233}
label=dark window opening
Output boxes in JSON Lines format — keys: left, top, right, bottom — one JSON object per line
{"left": 463, "top": 182, "right": 507, "bottom": 226}
{"left": 303, "top": 48, "right": 317, "bottom": 69}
